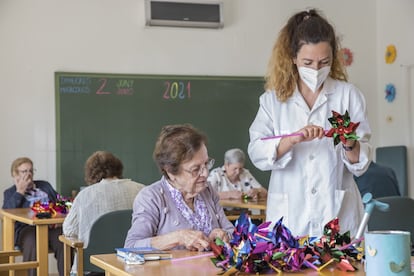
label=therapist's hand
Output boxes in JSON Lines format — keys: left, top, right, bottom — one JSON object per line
{"left": 277, "top": 125, "right": 325, "bottom": 160}
{"left": 289, "top": 125, "right": 325, "bottom": 144}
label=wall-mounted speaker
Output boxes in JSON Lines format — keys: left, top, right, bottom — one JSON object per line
{"left": 145, "top": 0, "right": 223, "bottom": 29}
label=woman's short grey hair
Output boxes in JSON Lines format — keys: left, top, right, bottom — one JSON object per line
{"left": 224, "top": 148, "right": 245, "bottom": 165}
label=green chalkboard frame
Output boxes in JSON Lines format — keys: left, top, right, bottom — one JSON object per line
{"left": 55, "top": 72, "right": 269, "bottom": 196}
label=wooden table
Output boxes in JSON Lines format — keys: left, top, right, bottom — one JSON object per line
{"left": 0, "top": 208, "right": 65, "bottom": 275}
{"left": 90, "top": 250, "right": 367, "bottom": 276}
{"left": 219, "top": 198, "right": 267, "bottom": 221}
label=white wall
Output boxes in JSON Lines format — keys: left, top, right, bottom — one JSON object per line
{"left": 376, "top": 0, "right": 414, "bottom": 196}
{"left": 377, "top": 0, "right": 414, "bottom": 145}
{"left": 0, "top": 0, "right": 381, "bottom": 197}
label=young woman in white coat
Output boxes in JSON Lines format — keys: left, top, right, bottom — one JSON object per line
{"left": 248, "top": 9, "right": 372, "bottom": 238}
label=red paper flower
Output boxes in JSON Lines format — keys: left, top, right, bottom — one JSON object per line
{"left": 340, "top": 48, "right": 353, "bottom": 66}
{"left": 325, "top": 110, "right": 360, "bottom": 146}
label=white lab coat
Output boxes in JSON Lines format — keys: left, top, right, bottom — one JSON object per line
{"left": 248, "top": 78, "right": 372, "bottom": 237}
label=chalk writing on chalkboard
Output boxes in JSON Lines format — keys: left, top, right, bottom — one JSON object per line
{"left": 163, "top": 81, "right": 191, "bottom": 100}
{"left": 59, "top": 76, "right": 91, "bottom": 94}
{"left": 55, "top": 72, "right": 269, "bottom": 196}
{"left": 97, "top": 78, "right": 134, "bottom": 95}
{"left": 116, "top": 79, "right": 134, "bottom": 95}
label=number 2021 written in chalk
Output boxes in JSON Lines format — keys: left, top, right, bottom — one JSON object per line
{"left": 163, "top": 81, "right": 191, "bottom": 100}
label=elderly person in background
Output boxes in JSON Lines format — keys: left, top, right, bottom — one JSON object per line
{"left": 124, "top": 124, "right": 233, "bottom": 251}
{"left": 208, "top": 148, "right": 267, "bottom": 200}
{"left": 63, "top": 151, "right": 145, "bottom": 273}
{"left": 3, "top": 157, "right": 64, "bottom": 276}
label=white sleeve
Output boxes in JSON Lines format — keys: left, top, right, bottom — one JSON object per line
{"left": 340, "top": 85, "right": 373, "bottom": 176}
{"left": 207, "top": 168, "right": 221, "bottom": 192}
{"left": 62, "top": 195, "right": 80, "bottom": 238}
{"left": 242, "top": 169, "right": 263, "bottom": 189}
{"left": 248, "top": 94, "right": 293, "bottom": 171}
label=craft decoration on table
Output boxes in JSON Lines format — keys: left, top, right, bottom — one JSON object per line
{"left": 385, "top": 44, "right": 397, "bottom": 64}
{"left": 340, "top": 48, "right": 354, "bottom": 67}
{"left": 31, "top": 194, "right": 73, "bottom": 218}
{"left": 241, "top": 194, "right": 253, "bottom": 202}
{"left": 325, "top": 110, "right": 360, "bottom": 146}
{"left": 385, "top": 83, "right": 396, "bottom": 103}
{"left": 210, "top": 213, "right": 362, "bottom": 275}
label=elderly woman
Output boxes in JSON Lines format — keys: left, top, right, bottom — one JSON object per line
{"left": 63, "top": 151, "right": 144, "bottom": 273}
{"left": 124, "top": 124, "right": 233, "bottom": 251}
{"left": 63, "top": 150, "right": 144, "bottom": 245}
{"left": 208, "top": 148, "right": 267, "bottom": 200}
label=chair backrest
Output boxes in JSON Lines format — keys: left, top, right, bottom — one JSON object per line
{"left": 83, "top": 209, "right": 132, "bottom": 273}
{"left": 375, "top": 145, "right": 408, "bottom": 196}
{"left": 354, "top": 162, "right": 401, "bottom": 198}
{"left": 368, "top": 196, "right": 414, "bottom": 245}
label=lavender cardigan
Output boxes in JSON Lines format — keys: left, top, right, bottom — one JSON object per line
{"left": 124, "top": 177, "right": 234, "bottom": 248}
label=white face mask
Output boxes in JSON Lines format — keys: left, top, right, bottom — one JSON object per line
{"left": 298, "top": 66, "right": 331, "bottom": 93}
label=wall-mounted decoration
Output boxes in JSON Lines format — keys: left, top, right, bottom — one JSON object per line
{"left": 385, "top": 45, "right": 397, "bottom": 64}
{"left": 385, "top": 83, "right": 396, "bottom": 102}
{"left": 340, "top": 48, "right": 353, "bottom": 66}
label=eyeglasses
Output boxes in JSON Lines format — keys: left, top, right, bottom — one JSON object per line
{"left": 18, "top": 169, "right": 36, "bottom": 174}
{"left": 182, "top": 158, "right": 215, "bottom": 178}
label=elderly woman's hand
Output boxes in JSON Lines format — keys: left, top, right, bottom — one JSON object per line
{"left": 246, "top": 188, "right": 260, "bottom": 200}
{"left": 209, "top": 228, "right": 230, "bottom": 243}
{"left": 178, "top": 229, "right": 210, "bottom": 251}
{"left": 229, "top": 190, "right": 243, "bottom": 199}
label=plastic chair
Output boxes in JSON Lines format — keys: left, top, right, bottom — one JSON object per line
{"left": 59, "top": 209, "right": 132, "bottom": 275}
{"left": 376, "top": 145, "right": 408, "bottom": 196}
{"left": 354, "top": 162, "right": 401, "bottom": 198}
{"left": 368, "top": 196, "right": 414, "bottom": 245}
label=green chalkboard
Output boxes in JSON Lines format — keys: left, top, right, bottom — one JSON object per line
{"left": 55, "top": 72, "right": 269, "bottom": 196}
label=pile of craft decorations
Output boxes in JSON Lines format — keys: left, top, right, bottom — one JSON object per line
{"left": 210, "top": 213, "right": 363, "bottom": 274}
{"left": 31, "top": 194, "right": 73, "bottom": 217}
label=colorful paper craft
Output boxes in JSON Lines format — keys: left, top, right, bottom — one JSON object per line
{"left": 210, "top": 213, "right": 362, "bottom": 274}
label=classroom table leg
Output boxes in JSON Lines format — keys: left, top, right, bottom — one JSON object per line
{"left": 35, "top": 225, "right": 48, "bottom": 276}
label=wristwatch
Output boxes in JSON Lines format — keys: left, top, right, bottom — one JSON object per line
{"left": 342, "top": 141, "right": 356, "bottom": 151}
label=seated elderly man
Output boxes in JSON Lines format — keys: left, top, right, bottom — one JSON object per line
{"left": 3, "top": 157, "right": 64, "bottom": 276}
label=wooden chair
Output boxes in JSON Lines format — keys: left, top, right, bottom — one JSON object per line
{"left": 0, "top": 247, "right": 59, "bottom": 276}
{"left": 59, "top": 209, "right": 132, "bottom": 275}
{"left": 0, "top": 250, "right": 37, "bottom": 276}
